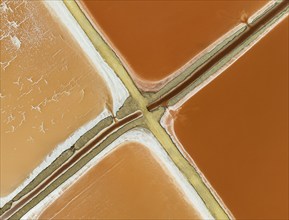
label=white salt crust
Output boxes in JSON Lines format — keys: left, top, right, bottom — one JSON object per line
{"left": 0, "top": 0, "right": 128, "bottom": 207}
{"left": 22, "top": 128, "right": 214, "bottom": 220}
{"left": 0, "top": 109, "right": 110, "bottom": 208}
{"left": 44, "top": 1, "right": 129, "bottom": 115}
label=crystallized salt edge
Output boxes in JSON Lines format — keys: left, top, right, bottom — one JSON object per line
{"left": 0, "top": 109, "right": 110, "bottom": 208}
{"left": 0, "top": 0, "right": 129, "bottom": 207}
{"left": 44, "top": 1, "right": 129, "bottom": 115}
{"left": 22, "top": 128, "right": 214, "bottom": 220}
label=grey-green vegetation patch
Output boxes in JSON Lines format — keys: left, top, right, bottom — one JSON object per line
{"left": 74, "top": 116, "right": 114, "bottom": 150}
{"left": 10, "top": 118, "right": 145, "bottom": 220}
{"left": 116, "top": 96, "right": 141, "bottom": 119}
{"left": 152, "top": 106, "right": 166, "bottom": 123}
{"left": 0, "top": 203, "right": 11, "bottom": 216}
{"left": 250, "top": 1, "right": 278, "bottom": 24}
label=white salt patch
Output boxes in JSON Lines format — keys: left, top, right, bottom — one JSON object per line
{"left": 0, "top": 108, "right": 110, "bottom": 207}
{"left": 0, "top": 2, "right": 9, "bottom": 13}
{"left": 44, "top": 1, "right": 129, "bottom": 115}
{"left": 22, "top": 128, "right": 214, "bottom": 220}
{"left": 1, "top": 0, "right": 129, "bottom": 207}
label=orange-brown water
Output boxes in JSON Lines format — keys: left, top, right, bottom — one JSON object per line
{"left": 81, "top": 0, "right": 267, "bottom": 83}
{"left": 0, "top": 1, "right": 111, "bottom": 197}
{"left": 38, "top": 142, "right": 201, "bottom": 219}
{"left": 173, "top": 18, "right": 288, "bottom": 219}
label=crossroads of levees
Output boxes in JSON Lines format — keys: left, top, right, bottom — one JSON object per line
{"left": 75, "top": 1, "right": 288, "bottom": 219}
{"left": 1, "top": 0, "right": 286, "bottom": 219}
